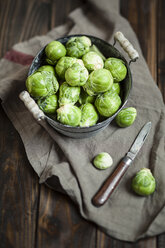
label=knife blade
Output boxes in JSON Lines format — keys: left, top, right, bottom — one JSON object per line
{"left": 92, "top": 122, "right": 152, "bottom": 207}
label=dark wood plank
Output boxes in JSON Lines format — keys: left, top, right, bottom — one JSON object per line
{"left": 0, "top": 107, "right": 40, "bottom": 248}
{"left": 0, "top": 0, "right": 86, "bottom": 58}
{"left": 157, "top": 233, "right": 165, "bottom": 248}
{"left": 36, "top": 184, "right": 96, "bottom": 248}
{"left": 52, "top": 0, "right": 86, "bottom": 28}
{"left": 0, "top": 1, "right": 42, "bottom": 247}
{"left": 158, "top": 0, "right": 165, "bottom": 100}
{"left": 18, "top": 0, "right": 51, "bottom": 42}
{"left": 0, "top": 0, "right": 49, "bottom": 247}
{"left": 156, "top": 1, "right": 165, "bottom": 245}
{"left": 120, "top": 0, "right": 158, "bottom": 82}
{"left": 96, "top": 231, "right": 156, "bottom": 248}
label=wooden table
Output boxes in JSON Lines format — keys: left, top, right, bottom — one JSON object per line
{"left": 0, "top": 0, "right": 164, "bottom": 247}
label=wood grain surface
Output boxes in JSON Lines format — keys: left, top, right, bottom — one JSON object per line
{"left": 0, "top": 0, "right": 164, "bottom": 247}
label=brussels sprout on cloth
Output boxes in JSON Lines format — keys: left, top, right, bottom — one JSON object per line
{"left": 57, "top": 104, "right": 81, "bottom": 126}
{"left": 26, "top": 70, "right": 59, "bottom": 99}
{"left": 58, "top": 82, "right": 80, "bottom": 106}
{"left": 83, "top": 68, "right": 113, "bottom": 96}
{"left": 132, "top": 168, "right": 156, "bottom": 196}
{"left": 95, "top": 91, "right": 121, "bottom": 117}
{"left": 55, "top": 56, "right": 77, "bottom": 79}
{"left": 80, "top": 103, "right": 98, "bottom": 127}
{"left": 105, "top": 57, "right": 127, "bottom": 83}
{"left": 115, "top": 107, "right": 137, "bottom": 127}
{"left": 65, "top": 62, "right": 89, "bottom": 86}
{"left": 45, "top": 41, "right": 66, "bottom": 65}
{"left": 93, "top": 152, "right": 113, "bottom": 169}
{"left": 82, "top": 51, "right": 104, "bottom": 71}
{"left": 66, "top": 36, "right": 91, "bottom": 58}
{"left": 37, "top": 94, "right": 58, "bottom": 114}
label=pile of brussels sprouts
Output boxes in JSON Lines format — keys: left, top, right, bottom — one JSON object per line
{"left": 26, "top": 36, "right": 136, "bottom": 127}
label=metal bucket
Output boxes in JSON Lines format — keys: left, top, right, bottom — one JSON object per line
{"left": 21, "top": 32, "right": 138, "bottom": 138}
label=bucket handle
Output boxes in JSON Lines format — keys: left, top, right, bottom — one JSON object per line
{"left": 19, "top": 91, "right": 45, "bottom": 121}
{"left": 114, "top": 31, "right": 139, "bottom": 63}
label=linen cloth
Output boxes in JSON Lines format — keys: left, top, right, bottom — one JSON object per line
{"left": 0, "top": 0, "right": 165, "bottom": 242}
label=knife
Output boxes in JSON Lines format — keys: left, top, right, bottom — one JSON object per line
{"left": 92, "top": 122, "right": 152, "bottom": 207}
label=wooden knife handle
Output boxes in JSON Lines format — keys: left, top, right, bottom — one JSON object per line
{"left": 92, "top": 156, "right": 132, "bottom": 207}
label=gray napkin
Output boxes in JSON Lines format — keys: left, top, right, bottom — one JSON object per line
{"left": 0, "top": 0, "right": 165, "bottom": 242}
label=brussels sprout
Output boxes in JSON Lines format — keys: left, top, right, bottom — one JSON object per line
{"left": 37, "top": 94, "right": 58, "bottom": 114}
{"left": 132, "top": 168, "right": 156, "bottom": 196}
{"left": 95, "top": 91, "right": 121, "bottom": 117}
{"left": 104, "top": 57, "right": 127, "bottom": 83}
{"left": 45, "top": 41, "right": 66, "bottom": 65}
{"left": 26, "top": 71, "right": 59, "bottom": 99}
{"left": 110, "top": 83, "right": 121, "bottom": 95}
{"left": 79, "top": 89, "right": 95, "bottom": 105}
{"left": 83, "top": 69, "right": 113, "bottom": 96}
{"left": 89, "top": 44, "right": 106, "bottom": 61}
{"left": 37, "top": 65, "right": 55, "bottom": 74}
{"left": 66, "top": 36, "right": 91, "bottom": 58}
{"left": 57, "top": 104, "right": 81, "bottom": 126}
{"left": 115, "top": 107, "right": 137, "bottom": 127}
{"left": 93, "top": 152, "right": 113, "bottom": 170}
{"left": 58, "top": 82, "right": 80, "bottom": 106}
{"left": 82, "top": 51, "right": 104, "bottom": 71}
{"left": 35, "top": 66, "right": 59, "bottom": 94}
{"left": 79, "top": 103, "right": 98, "bottom": 127}
{"left": 65, "top": 63, "right": 89, "bottom": 87}
{"left": 55, "top": 56, "right": 77, "bottom": 79}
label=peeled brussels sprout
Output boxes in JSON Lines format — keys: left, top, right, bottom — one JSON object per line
{"left": 110, "top": 83, "right": 121, "bottom": 95}
{"left": 26, "top": 71, "right": 59, "bottom": 99}
{"left": 58, "top": 82, "right": 80, "bottom": 106}
{"left": 66, "top": 36, "right": 91, "bottom": 58}
{"left": 132, "top": 168, "right": 156, "bottom": 196}
{"left": 104, "top": 57, "right": 127, "bottom": 83}
{"left": 95, "top": 91, "right": 121, "bottom": 117}
{"left": 37, "top": 94, "right": 58, "bottom": 114}
{"left": 45, "top": 41, "right": 66, "bottom": 65}
{"left": 55, "top": 56, "right": 77, "bottom": 79}
{"left": 79, "top": 89, "right": 95, "bottom": 105}
{"left": 57, "top": 104, "right": 81, "bottom": 126}
{"left": 93, "top": 152, "right": 113, "bottom": 170}
{"left": 82, "top": 51, "right": 104, "bottom": 71}
{"left": 80, "top": 103, "right": 98, "bottom": 127}
{"left": 83, "top": 69, "right": 113, "bottom": 96}
{"left": 115, "top": 107, "right": 137, "bottom": 127}
{"left": 65, "top": 63, "right": 89, "bottom": 86}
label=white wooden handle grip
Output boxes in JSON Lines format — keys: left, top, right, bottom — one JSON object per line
{"left": 19, "top": 91, "right": 45, "bottom": 121}
{"left": 114, "top": 31, "right": 139, "bottom": 61}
